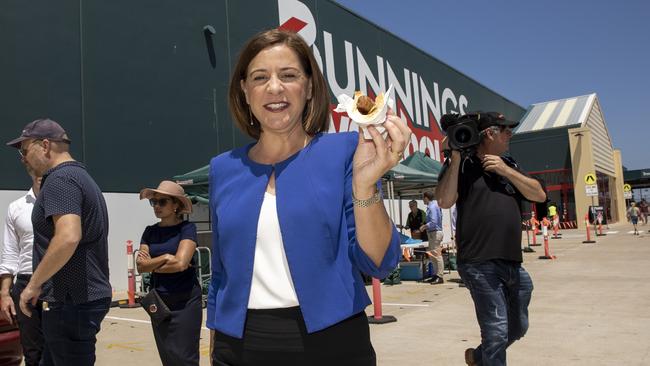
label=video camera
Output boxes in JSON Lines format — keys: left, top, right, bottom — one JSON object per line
{"left": 440, "top": 112, "right": 482, "bottom": 153}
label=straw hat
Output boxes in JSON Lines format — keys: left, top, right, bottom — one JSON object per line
{"left": 139, "top": 180, "right": 193, "bottom": 214}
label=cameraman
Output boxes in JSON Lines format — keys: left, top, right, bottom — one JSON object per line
{"left": 436, "top": 112, "right": 546, "bottom": 366}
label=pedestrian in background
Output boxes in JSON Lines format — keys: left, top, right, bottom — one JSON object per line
{"left": 403, "top": 200, "right": 427, "bottom": 240}
{"left": 136, "top": 180, "right": 201, "bottom": 366}
{"left": 7, "top": 118, "right": 111, "bottom": 366}
{"left": 450, "top": 204, "right": 458, "bottom": 240}
{"left": 639, "top": 198, "right": 648, "bottom": 225}
{"left": 207, "top": 28, "right": 409, "bottom": 365}
{"left": 0, "top": 167, "right": 44, "bottom": 366}
{"left": 420, "top": 191, "right": 444, "bottom": 284}
{"left": 628, "top": 202, "right": 641, "bottom": 235}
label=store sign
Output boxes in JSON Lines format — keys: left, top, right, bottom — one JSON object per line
{"left": 624, "top": 191, "right": 632, "bottom": 199}
{"left": 585, "top": 184, "right": 598, "bottom": 196}
{"left": 623, "top": 184, "right": 631, "bottom": 192}
{"left": 278, "top": 0, "right": 481, "bottom": 162}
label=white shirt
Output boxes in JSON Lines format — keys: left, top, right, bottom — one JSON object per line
{"left": 247, "top": 192, "right": 299, "bottom": 309}
{"left": 0, "top": 189, "right": 36, "bottom": 276}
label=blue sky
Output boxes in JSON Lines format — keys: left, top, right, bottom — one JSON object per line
{"left": 333, "top": 0, "right": 649, "bottom": 170}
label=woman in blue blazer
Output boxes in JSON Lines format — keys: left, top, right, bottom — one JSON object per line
{"left": 207, "top": 29, "right": 411, "bottom": 366}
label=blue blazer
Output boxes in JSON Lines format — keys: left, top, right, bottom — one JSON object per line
{"left": 206, "top": 132, "right": 400, "bottom": 338}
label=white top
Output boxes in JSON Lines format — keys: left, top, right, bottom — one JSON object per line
{"left": 0, "top": 189, "right": 36, "bottom": 276}
{"left": 247, "top": 192, "right": 299, "bottom": 309}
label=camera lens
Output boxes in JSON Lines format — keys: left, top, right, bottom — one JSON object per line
{"left": 454, "top": 126, "right": 472, "bottom": 144}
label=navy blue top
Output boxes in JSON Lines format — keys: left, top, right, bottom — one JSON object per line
{"left": 140, "top": 221, "right": 197, "bottom": 294}
{"left": 32, "top": 161, "right": 111, "bottom": 304}
{"left": 206, "top": 132, "right": 401, "bottom": 338}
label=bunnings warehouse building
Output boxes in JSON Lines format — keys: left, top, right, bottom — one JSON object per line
{"left": 510, "top": 94, "right": 627, "bottom": 229}
{"left": 0, "top": 0, "right": 623, "bottom": 292}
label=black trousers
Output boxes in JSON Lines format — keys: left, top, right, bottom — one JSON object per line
{"left": 41, "top": 297, "right": 111, "bottom": 366}
{"left": 152, "top": 282, "right": 203, "bottom": 366}
{"left": 212, "top": 307, "right": 376, "bottom": 366}
{"left": 11, "top": 274, "right": 44, "bottom": 366}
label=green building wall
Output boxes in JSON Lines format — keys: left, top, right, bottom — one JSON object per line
{"left": 1, "top": 0, "right": 524, "bottom": 192}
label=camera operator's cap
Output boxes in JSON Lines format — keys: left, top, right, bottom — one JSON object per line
{"left": 477, "top": 112, "right": 519, "bottom": 131}
{"left": 6, "top": 118, "right": 71, "bottom": 148}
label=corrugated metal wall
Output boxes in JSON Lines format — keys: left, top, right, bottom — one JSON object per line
{"left": 585, "top": 98, "right": 615, "bottom": 176}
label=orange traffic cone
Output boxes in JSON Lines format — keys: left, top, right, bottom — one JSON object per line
{"left": 583, "top": 213, "right": 596, "bottom": 244}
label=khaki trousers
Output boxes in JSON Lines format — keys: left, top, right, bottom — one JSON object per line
{"left": 427, "top": 231, "right": 445, "bottom": 277}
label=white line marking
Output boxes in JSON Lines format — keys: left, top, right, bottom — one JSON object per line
{"left": 105, "top": 315, "right": 210, "bottom": 331}
{"left": 382, "top": 303, "right": 430, "bottom": 307}
{"left": 606, "top": 231, "right": 619, "bottom": 234}
{"left": 106, "top": 316, "right": 150, "bottom": 324}
{"left": 549, "top": 234, "right": 583, "bottom": 239}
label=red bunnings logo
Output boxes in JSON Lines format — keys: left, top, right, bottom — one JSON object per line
{"left": 278, "top": 0, "right": 473, "bottom": 162}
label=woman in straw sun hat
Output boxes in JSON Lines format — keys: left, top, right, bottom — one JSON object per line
{"left": 135, "top": 180, "right": 201, "bottom": 365}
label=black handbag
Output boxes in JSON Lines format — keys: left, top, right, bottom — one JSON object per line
{"left": 140, "top": 280, "right": 172, "bottom": 326}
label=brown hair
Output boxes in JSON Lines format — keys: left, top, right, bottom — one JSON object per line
{"left": 171, "top": 197, "right": 185, "bottom": 218}
{"left": 228, "top": 29, "right": 330, "bottom": 140}
{"left": 423, "top": 191, "right": 435, "bottom": 200}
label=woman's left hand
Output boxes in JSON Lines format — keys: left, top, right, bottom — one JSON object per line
{"left": 352, "top": 108, "right": 412, "bottom": 195}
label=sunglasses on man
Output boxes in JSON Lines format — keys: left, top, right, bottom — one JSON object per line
{"left": 18, "top": 139, "right": 43, "bottom": 158}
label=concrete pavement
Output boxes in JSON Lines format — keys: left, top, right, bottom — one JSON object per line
{"left": 93, "top": 222, "right": 650, "bottom": 365}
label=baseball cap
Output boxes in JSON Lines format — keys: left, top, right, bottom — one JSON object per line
{"left": 477, "top": 112, "right": 519, "bottom": 131}
{"left": 6, "top": 118, "right": 71, "bottom": 148}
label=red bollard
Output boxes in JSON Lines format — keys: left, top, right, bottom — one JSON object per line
{"left": 367, "top": 278, "right": 396, "bottom": 324}
{"left": 523, "top": 222, "right": 535, "bottom": 253}
{"left": 120, "top": 240, "right": 139, "bottom": 308}
{"left": 539, "top": 222, "right": 556, "bottom": 260}
{"left": 582, "top": 214, "right": 596, "bottom": 244}
{"left": 531, "top": 218, "right": 540, "bottom": 246}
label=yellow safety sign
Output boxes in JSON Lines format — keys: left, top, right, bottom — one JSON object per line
{"left": 584, "top": 173, "right": 596, "bottom": 185}
{"left": 623, "top": 184, "right": 631, "bottom": 192}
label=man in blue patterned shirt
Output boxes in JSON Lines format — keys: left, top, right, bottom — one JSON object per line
{"left": 420, "top": 191, "right": 444, "bottom": 284}
{"left": 7, "top": 119, "right": 111, "bottom": 366}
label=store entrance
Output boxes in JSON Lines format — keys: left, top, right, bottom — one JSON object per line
{"left": 596, "top": 171, "right": 612, "bottom": 222}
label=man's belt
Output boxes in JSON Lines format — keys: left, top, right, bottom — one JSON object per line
{"left": 16, "top": 273, "right": 32, "bottom": 281}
